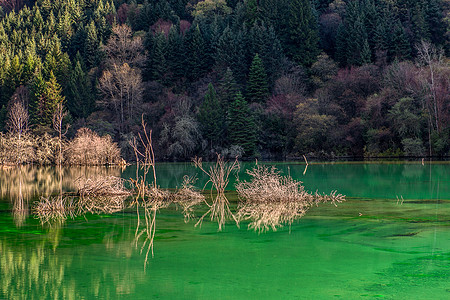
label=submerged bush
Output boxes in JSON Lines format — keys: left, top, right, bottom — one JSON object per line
{"left": 236, "top": 165, "right": 344, "bottom": 232}
{"left": 66, "top": 128, "right": 121, "bottom": 165}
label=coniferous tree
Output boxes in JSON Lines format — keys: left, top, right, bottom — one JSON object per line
{"left": 84, "top": 21, "right": 100, "bottom": 67}
{"left": 198, "top": 83, "right": 224, "bottom": 148}
{"left": 66, "top": 60, "right": 95, "bottom": 119}
{"left": 218, "top": 67, "right": 239, "bottom": 111}
{"left": 228, "top": 91, "right": 256, "bottom": 157}
{"left": 285, "top": 0, "right": 320, "bottom": 66}
{"left": 184, "top": 24, "right": 208, "bottom": 82}
{"left": 246, "top": 53, "right": 269, "bottom": 103}
{"left": 425, "top": 0, "right": 446, "bottom": 48}
{"left": 166, "top": 25, "right": 184, "bottom": 83}
{"left": 389, "top": 21, "right": 411, "bottom": 61}
{"left": 33, "top": 71, "right": 65, "bottom": 127}
{"left": 148, "top": 32, "right": 167, "bottom": 82}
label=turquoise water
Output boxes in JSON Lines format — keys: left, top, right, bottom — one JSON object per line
{"left": 0, "top": 162, "right": 449, "bottom": 299}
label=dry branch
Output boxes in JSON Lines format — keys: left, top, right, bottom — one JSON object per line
{"left": 236, "top": 165, "right": 344, "bottom": 232}
{"left": 192, "top": 154, "right": 239, "bottom": 231}
{"left": 172, "top": 175, "right": 205, "bottom": 222}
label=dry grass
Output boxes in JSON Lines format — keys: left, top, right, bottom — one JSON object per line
{"left": 192, "top": 154, "right": 239, "bottom": 231}
{"left": 236, "top": 165, "right": 345, "bottom": 232}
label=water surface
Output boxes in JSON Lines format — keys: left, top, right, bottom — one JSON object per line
{"left": 0, "top": 162, "right": 448, "bottom": 299}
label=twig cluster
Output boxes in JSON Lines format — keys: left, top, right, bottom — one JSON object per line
{"left": 192, "top": 154, "right": 239, "bottom": 231}
{"left": 172, "top": 175, "right": 205, "bottom": 222}
{"left": 33, "top": 195, "right": 79, "bottom": 225}
{"left": 236, "top": 165, "right": 345, "bottom": 232}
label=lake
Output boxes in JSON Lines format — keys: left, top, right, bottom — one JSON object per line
{"left": 0, "top": 161, "right": 449, "bottom": 299}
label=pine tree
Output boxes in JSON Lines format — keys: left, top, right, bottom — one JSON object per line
{"left": 84, "top": 21, "right": 100, "bottom": 67}
{"left": 184, "top": 24, "right": 207, "bottom": 81}
{"left": 389, "top": 21, "right": 411, "bottom": 61}
{"left": 66, "top": 60, "right": 95, "bottom": 119}
{"left": 218, "top": 67, "right": 239, "bottom": 111}
{"left": 285, "top": 0, "right": 320, "bottom": 66}
{"left": 228, "top": 92, "right": 257, "bottom": 157}
{"left": 246, "top": 53, "right": 269, "bottom": 103}
{"left": 33, "top": 71, "right": 65, "bottom": 127}
{"left": 148, "top": 32, "right": 167, "bottom": 82}
{"left": 425, "top": 0, "right": 446, "bottom": 47}
{"left": 166, "top": 25, "right": 184, "bottom": 83}
{"left": 6, "top": 55, "right": 23, "bottom": 96}
{"left": 198, "top": 83, "right": 224, "bottom": 148}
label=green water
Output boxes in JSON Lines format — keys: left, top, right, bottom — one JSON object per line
{"left": 0, "top": 162, "right": 449, "bottom": 299}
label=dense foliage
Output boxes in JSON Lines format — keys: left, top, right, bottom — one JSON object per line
{"left": 0, "top": 0, "right": 448, "bottom": 161}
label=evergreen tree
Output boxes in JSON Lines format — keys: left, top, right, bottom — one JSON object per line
{"left": 246, "top": 53, "right": 269, "bottom": 103}
{"left": 218, "top": 67, "right": 239, "bottom": 111}
{"left": 389, "top": 21, "right": 411, "bottom": 61}
{"left": 198, "top": 83, "right": 224, "bottom": 148}
{"left": 5, "top": 55, "right": 23, "bottom": 96}
{"left": 84, "top": 21, "right": 100, "bottom": 67}
{"left": 148, "top": 32, "right": 167, "bottom": 82}
{"left": 33, "top": 71, "right": 65, "bottom": 127}
{"left": 66, "top": 60, "right": 95, "bottom": 119}
{"left": 166, "top": 25, "right": 184, "bottom": 83}
{"left": 335, "top": 1, "right": 371, "bottom": 65}
{"left": 227, "top": 92, "right": 257, "bottom": 157}
{"left": 184, "top": 24, "right": 208, "bottom": 82}
{"left": 425, "top": 0, "right": 446, "bottom": 48}
{"left": 285, "top": 0, "right": 320, "bottom": 66}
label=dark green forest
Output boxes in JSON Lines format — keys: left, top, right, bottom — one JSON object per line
{"left": 0, "top": 0, "right": 449, "bottom": 162}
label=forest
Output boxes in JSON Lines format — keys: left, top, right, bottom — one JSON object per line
{"left": 0, "top": 0, "right": 448, "bottom": 163}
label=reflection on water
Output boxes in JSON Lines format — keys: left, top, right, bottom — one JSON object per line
{"left": 0, "top": 219, "right": 144, "bottom": 299}
{"left": 0, "top": 162, "right": 448, "bottom": 299}
{"left": 0, "top": 165, "right": 121, "bottom": 200}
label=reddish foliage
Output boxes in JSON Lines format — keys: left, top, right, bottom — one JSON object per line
{"left": 180, "top": 20, "right": 191, "bottom": 35}
{"left": 266, "top": 94, "right": 301, "bottom": 120}
{"left": 151, "top": 19, "right": 173, "bottom": 37}
{"left": 117, "top": 4, "right": 129, "bottom": 24}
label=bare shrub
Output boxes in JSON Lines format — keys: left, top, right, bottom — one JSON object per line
{"left": 66, "top": 128, "right": 121, "bottom": 165}
{"left": 34, "top": 133, "right": 59, "bottom": 165}
{"left": 193, "top": 154, "right": 239, "bottom": 231}
{"left": 76, "top": 175, "right": 130, "bottom": 198}
{"left": 75, "top": 176, "right": 130, "bottom": 215}
{"left": 172, "top": 175, "right": 205, "bottom": 222}
{"left": 0, "top": 132, "right": 35, "bottom": 165}
{"left": 236, "top": 165, "right": 345, "bottom": 232}
{"left": 33, "top": 195, "right": 79, "bottom": 225}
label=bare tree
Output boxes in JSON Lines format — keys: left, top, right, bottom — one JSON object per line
{"left": 103, "top": 24, "right": 146, "bottom": 68}
{"left": 416, "top": 40, "right": 446, "bottom": 133}
{"left": 6, "top": 88, "right": 33, "bottom": 164}
{"left": 52, "top": 103, "right": 69, "bottom": 165}
{"left": 0, "top": 0, "right": 25, "bottom": 12}
{"left": 8, "top": 101, "right": 28, "bottom": 140}
{"left": 98, "top": 63, "right": 144, "bottom": 130}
